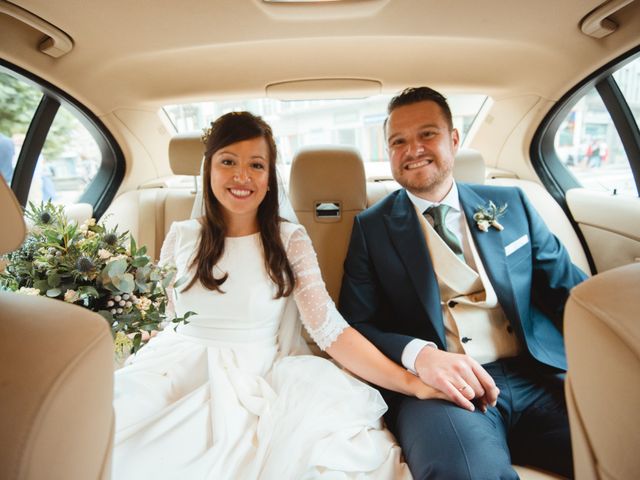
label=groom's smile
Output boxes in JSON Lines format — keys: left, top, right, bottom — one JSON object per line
{"left": 386, "top": 100, "right": 459, "bottom": 202}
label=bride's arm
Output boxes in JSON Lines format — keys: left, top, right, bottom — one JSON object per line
{"left": 286, "top": 226, "right": 443, "bottom": 400}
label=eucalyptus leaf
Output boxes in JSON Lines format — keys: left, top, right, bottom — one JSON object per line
{"left": 113, "top": 273, "right": 135, "bottom": 293}
{"left": 173, "top": 274, "right": 190, "bottom": 289}
{"left": 46, "top": 287, "right": 61, "bottom": 297}
{"left": 135, "top": 264, "right": 150, "bottom": 281}
{"left": 106, "top": 258, "right": 127, "bottom": 278}
{"left": 161, "top": 270, "right": 176, "bottom": 288}
{"left": 131, "top": 256, "right": 149, "bottom": 268}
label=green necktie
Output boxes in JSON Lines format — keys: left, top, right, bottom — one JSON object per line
{"left": 425, "top": 204, "right": 465, "bottom": 262}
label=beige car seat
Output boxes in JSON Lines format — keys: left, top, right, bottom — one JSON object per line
{"left": 289, "top": 145, "right": 367, "bottom": 304}
{"left": 0, "top": 177, "right": 115, "bottom": 480}
{"left": 564, "top": 262, "right": 640, "bottom": 480}
{"left": 102, "top": 133, "right": 202, "bottom": 261}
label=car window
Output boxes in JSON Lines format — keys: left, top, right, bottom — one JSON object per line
{"left": 164, "top": 94, "right": 487, "bottom": 180}
{"left": 613, "top": 59, "right": 640, "bottom": 131}
{"left": 26, "top": 107, "right": 102, "bottom": 205}
{"left": 552, "top": 56, "right": 640, "bottom": 197}
{"left": 0, "top": 71, "right": 42, "bottom": 185}
{"left": 0, "top": 65, "right": 122, "bottom": 216}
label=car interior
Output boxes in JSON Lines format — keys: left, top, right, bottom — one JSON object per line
{"left": 1, "top": 0, "right": 639, "bottom": 478}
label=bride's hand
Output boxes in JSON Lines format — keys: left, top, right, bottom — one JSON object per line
{"left": 408, "top": 375, "right": 448, "bottom": 400}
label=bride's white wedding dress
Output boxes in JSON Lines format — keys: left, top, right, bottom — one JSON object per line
{"left": 113, "top": 219, "right": 411, "bottom": 479}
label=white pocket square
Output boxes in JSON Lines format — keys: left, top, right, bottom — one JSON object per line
{"left": 504, "top": 234, "right": 529, "bottom": 256}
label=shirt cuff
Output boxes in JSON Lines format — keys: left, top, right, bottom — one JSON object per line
{"left": 401, "top": 339, "right": 438, "bottom": 374}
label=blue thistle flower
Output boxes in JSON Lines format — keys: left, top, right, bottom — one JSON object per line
{"left": 103, "top": 233, "right": 118, "bottom": 246}
{"left": 39, "top": 212, "right": 52, "bottom": 224}
{"left": 76, "top": 256, "right": 95, "bottom": 273}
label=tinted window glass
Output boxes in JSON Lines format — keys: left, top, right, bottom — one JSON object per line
{"left": 0, "top": 71, "right": 42, "bottom": 185}
{"left": 613, "top": 57, "right": 640, "bottom": 131}
{"left": 26, "top": 107, "right": 102, "bottom": 204}
{"left": 0, "top": 68, "right": 111, "bottom": 209}
{"left": 554, "top": 88, "right": 636, "bottom": 196}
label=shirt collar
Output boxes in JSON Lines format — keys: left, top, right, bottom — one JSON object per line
{"left": 406, "top": 181, "right": 461, "bottom": 214}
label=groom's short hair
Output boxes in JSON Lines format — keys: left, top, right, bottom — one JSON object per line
{"left": 385, "top": 87, "right": 454, "bottom": 132}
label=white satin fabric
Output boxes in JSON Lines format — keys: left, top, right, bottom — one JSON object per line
{"left": 112, "top": 220, "right": 411, "bottom": 479}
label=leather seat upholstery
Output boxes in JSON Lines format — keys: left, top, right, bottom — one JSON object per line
{"left": 289, "top": 145, "right": 367, "bottom": 303}
{"left": 102, "top": 134, "right": 202, "bottom": 261}
{"left": 0, "top": 177, "right": 114, "bottom": 480}
{"left": 564, "top": 262, "right": 640, "bottom": 480}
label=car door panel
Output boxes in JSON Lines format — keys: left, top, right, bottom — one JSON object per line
{"left": 566, "top": 188, "right": 640, "bottom": 272}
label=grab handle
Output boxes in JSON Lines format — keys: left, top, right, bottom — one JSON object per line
{"left": 0, "top": 0, "right": 73, "bottom": 57}
{"left": 580, "top": 0, "right": 636, "bottom": 39}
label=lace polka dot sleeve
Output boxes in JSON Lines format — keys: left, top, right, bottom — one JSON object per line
{"left": 286, "top": 227, "right": 349, "bottom": 350}
{"left": 158, "top": 223, "right": 178, "bottom": 320}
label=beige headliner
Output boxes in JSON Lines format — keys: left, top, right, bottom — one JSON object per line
{"left": 1, "top": 0, "right": 640, "bottom": 188}
{"left": 3, "top": 0, "right": 640, "bottom": 110}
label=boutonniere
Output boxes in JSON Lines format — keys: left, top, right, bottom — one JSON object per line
{"left": 473, "top": 201, "right": 507, "bottom": 232}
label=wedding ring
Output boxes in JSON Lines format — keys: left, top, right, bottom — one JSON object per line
{"left": 458, "top": 385, "right": 469, "bottom": 392}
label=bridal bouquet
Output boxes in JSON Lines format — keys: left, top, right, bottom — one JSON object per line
{"left": 0, "top": 201, "right": 183, "bottom": 356}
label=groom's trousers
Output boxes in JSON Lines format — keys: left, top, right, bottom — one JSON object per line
{"left": 384, "top": 356, "right": 572, "bottom": 480}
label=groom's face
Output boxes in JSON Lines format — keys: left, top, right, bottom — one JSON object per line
{"left": 386, "top": 100, "right": 459, "bottom": 201}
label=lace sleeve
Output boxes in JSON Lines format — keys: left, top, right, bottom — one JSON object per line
{"left": 287, "top": 227, "right": 349, "bottom": 350}
{"left": 158, "top": 223, "right": 178, "bottom": 320}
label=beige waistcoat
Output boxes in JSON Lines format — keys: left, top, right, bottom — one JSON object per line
{"left": 416, "top": 206, "right": 520, "bottom": 364}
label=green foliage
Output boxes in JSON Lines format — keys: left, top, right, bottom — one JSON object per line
{"left": 0, "top": 201, "right": 192, "bottom": 354}
{"left": 0, "top": 72, "right": 79, "bottom": 160}
{"left": 0, "top": 72, "right": 40, "bottom": 137}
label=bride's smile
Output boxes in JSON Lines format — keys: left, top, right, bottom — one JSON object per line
{"left": 210, "top": 136, "right": 270, "bottom": 233}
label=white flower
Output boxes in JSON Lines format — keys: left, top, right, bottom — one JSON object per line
{"left": 98, "top": 248, "right": 113, "bottom": 259}
{"left": 64, "top": 289, "right": 79, "bottom": 303}
{"left": 473, "top": 201, "right": 507, "bottom": 232}
{"left": 490, "top": 220, "right": 504, "bottom": 231}
{"left": 136, "top": 296, "right": 152, "bottom": 312}
{"left": 18, "top": 287, "right": 41, "bottom": 296}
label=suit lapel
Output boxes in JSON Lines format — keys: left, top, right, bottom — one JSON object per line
{"left": 457, "top": 183, "right": 520, "bottom": 325}
{"left": 383, "top": 190, "right": 447, "bottom": 346}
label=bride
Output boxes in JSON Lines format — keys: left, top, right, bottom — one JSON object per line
{"left": 113, "top": 111, "right": 442, "bottom": 479}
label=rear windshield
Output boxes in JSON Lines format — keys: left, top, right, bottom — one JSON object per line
{"left": 163, "top": 94, "right": 487, "bottom": 180}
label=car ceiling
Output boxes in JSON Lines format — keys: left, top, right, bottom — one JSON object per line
{"left": 2, "top": 0, "right": 640, "bottom": 116}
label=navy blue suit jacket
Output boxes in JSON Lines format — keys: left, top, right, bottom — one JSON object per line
{"left": 339, "top": 183, "right": 588, "bottom": 371}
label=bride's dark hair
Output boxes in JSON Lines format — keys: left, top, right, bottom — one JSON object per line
{"left": 183, "top": 111, "right": 295, "bottom": 298}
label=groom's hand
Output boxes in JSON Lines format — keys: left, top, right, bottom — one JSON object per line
{"left": 414, "top": 347, "right": 499, "bottom": 412}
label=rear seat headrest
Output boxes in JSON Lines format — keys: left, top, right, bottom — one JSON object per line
{"left": 289, "top": 146, "right": 367, "bottom": 212}
{"left": 452, "top": 148, "right": 485, "bottom": 184}
{"left": 0, "top": 177, "right": 26, "bottom": 255}
{"left": 169, "top": 134, "right": 204, "bottom": 176}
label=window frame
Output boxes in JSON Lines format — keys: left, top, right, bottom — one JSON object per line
{"left": 0, "top": 59, "right": 125, "bottom": 218}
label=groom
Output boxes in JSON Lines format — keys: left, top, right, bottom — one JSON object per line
{"left": 339, "top": 87, "right": 587, "bottom": 479}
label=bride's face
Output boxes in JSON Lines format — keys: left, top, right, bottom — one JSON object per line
{"left": 209, "top": 136, "right": 270, "bottom": 223}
